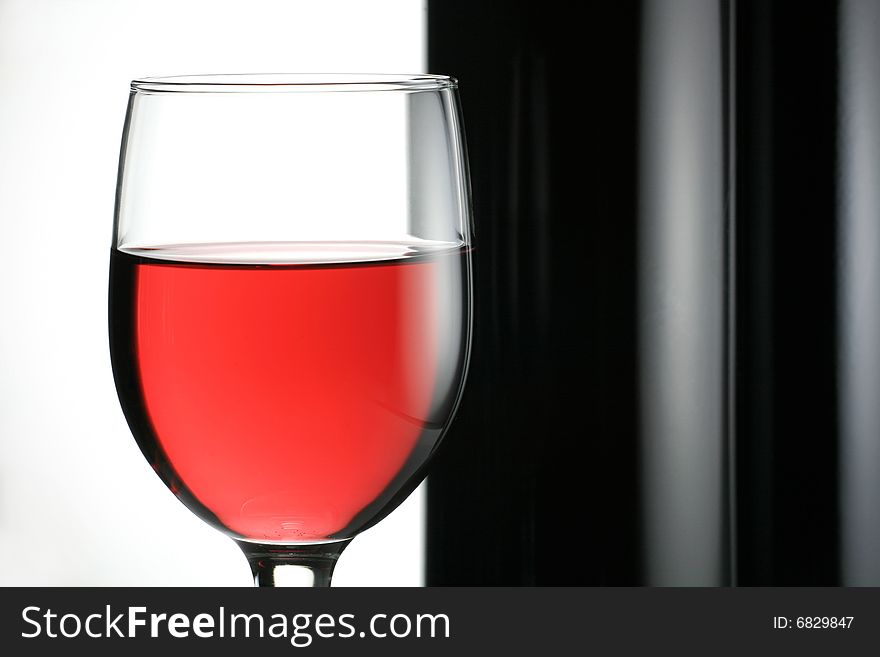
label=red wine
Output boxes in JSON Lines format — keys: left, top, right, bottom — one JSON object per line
{"left": 110, "top": 242, "right": 469, "bottom": 542}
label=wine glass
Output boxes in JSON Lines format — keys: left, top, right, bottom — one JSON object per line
{"left": 108, "top": 74, "right": 472, "bottom": 587}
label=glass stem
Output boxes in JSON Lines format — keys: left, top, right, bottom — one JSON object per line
{"left": 235, "top": 539, "right": 351, "bottom": 587}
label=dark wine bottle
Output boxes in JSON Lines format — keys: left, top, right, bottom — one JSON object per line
{"left": 426, "top": 0, "right": 732, "bottom": 585}
{"left": 735, "top": 0, "right": 880, "bottom": 586}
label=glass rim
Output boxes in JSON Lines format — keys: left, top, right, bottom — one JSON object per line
{"left": 131, "top": 73, "right": 458, "bottom": 94}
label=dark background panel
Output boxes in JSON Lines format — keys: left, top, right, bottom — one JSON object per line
{"left": 428, "top": 0, "right": 880, "bottom": 587}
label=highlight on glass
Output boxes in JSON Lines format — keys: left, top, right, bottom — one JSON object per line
{"left": 108, "top": 74, "right": 472, "bottom": 587}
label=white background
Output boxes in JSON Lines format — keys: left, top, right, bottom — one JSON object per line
{"left": 0, "top": 0, "right": 427, "bottom": 586}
